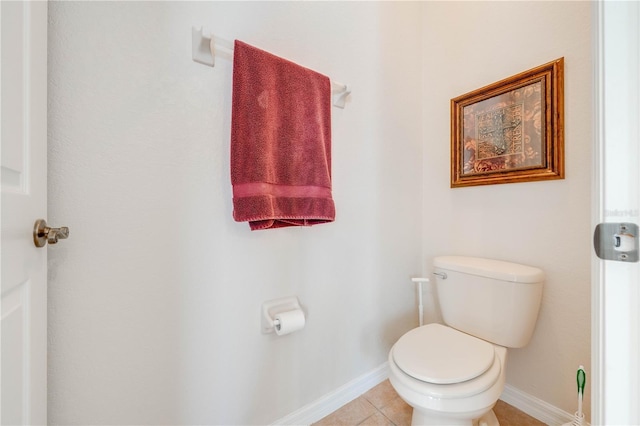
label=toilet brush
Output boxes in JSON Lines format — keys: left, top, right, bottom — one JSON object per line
{"left": 562, "top": 366, "right": 586, "bottom": 426}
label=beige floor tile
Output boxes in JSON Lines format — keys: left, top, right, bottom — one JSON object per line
{"left": 362, "top": 380, "right": 399, "bottom": 410}
{"left": 379, "top": 396, "right": 413, "bottom": 426}
{"left": 313, "top": 396, "right": 378, "bottom": 426}
{"left": 494, "top": 400, "right": 546, "bottom": 426}
{"left": 314, "top": 382, "right": 546, "bottom": 426}
{"left": 357, "top": 411, "right": 395, "bottom": 426}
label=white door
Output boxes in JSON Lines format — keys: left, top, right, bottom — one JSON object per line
{"left": 1, "top": 2, "right": 48, "bottom": 424}
{"left": 593, "top": 1, "right": 640, "bottom": 425}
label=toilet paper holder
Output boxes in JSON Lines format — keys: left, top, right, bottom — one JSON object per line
{"left": 261, "top": 296, "right": 303, "bottom": 334}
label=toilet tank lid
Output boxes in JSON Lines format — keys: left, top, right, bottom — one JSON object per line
{"left": 433, "top": 256, "right": 544, "bottom": 284}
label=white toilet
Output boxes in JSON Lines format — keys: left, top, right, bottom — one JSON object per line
{"left": 388, "top": 256, "right": 544, "bottom": 426}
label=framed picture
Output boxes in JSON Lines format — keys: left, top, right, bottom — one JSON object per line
{"left": 450, "top": 58, "right": 564, "bottom": 188}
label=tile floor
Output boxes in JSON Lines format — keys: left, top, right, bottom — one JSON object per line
{"left": 313, "top": 380, "right": 546, "bottom": 426}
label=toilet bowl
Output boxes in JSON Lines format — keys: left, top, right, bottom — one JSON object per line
{"left": 388, "top": 323, "right": 506, "bottom": 426}
{"left": 388, "top": 256, "right": 544, "bottom": 426}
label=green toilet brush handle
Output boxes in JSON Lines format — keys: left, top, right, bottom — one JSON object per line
{"left": 577, "top": 365, "right": 586, "bottom": 417}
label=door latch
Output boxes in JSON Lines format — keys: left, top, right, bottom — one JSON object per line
{"left": 33, "top": 219, "right": 69, "bottom": 248}
{"left": 594, "top": 222, "right": 638, "bottom": 262}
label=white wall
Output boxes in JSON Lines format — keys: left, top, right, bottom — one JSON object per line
{"left": 47, "top": 2, "right": 423, "bottom": 424}
{"left": 48, "top": 1, "right": 594, "bottom": 424}
{"left": 421, "top": 1, "right": 592, "bottom": 421}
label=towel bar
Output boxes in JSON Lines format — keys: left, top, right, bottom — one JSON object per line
{"left": 192, "top": 27, "right": 351, "bottom": 108}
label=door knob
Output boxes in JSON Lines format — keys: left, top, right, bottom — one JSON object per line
{"left": 33, "top": 219, "right": 69, "bottom": 248}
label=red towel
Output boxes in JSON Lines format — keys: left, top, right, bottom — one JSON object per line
{"left": 231, "top": 40, "right": 335, "bottom": 230}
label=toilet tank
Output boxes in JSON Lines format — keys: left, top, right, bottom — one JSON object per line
{"left": 433, "top": 256, "right": 544, "bottom": 348}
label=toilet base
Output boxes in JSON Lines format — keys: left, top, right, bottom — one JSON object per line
{"left": 411, "top": 407, "right": 499, "bottom": 426}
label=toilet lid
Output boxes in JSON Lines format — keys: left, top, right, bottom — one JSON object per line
{"left": 393, "top": 323, "right": 495, "bottom": 384}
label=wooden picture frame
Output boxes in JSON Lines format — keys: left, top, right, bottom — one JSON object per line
{"left": 450, "top": 58, "right": 564, "bottom": 188}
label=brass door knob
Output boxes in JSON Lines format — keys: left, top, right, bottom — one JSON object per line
{"left": 33, "top": 219, "right": 69, "bottom": 247}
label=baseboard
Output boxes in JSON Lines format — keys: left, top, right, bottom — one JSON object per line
{"left": 272, "top": 364, "right": 583, "bottom": 426}
{"left": 271, "top": 362, "right": 389, "bottom": 425}
{"left": 501, "top": 384, "right": 590, "bottom": 426}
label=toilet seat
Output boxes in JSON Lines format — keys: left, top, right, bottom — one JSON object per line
{"left": 393, "top": 323, "right": 495, "bottom": 384}
{"left": 390, "top": 324, "right": 503, "bottom": 399}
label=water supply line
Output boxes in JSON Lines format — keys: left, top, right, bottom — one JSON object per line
{"left": 411, "top": 278, "right": 430, "bottom": 326}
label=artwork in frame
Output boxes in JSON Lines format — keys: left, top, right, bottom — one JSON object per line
{"left": 450, "top": 58, "right": 564, "bottom": 188}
